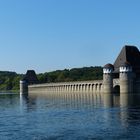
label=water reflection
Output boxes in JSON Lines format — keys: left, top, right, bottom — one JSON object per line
{"left": 27, "top": 91, "right": 140, "bottom": 128}
{"left": 103, "top": 94, "right": 113, "bottom": 107}
{"left": 27, "top": 91, "right": 140, "bottom": 108}
{"left": 26, "top": 92, "right": 140, "bottom": 139}
{"left": 0, "top": 93, "right": 19, "bottom": 109}
{"left": 20, "top": 94, "right": 41, "bottom": 113}
{"left": 28, "top": 92, "right": 103, "bottom": 110}
{"left": 1, "top": 92, "right": 140, "bottom": 139}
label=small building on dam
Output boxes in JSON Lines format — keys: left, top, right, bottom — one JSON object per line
{"left": 20, "top": 45, "right": 140, "bottom": 96}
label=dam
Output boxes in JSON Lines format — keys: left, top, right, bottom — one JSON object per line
{"left": 20, "top": 45, "right": 140, "bottom": 99}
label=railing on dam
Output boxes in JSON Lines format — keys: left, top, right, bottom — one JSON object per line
{"left": 28, "top": 80, "right": 103, "bottom": 93}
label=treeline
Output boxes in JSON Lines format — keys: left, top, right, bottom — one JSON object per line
{"left": 37, "top": 66, "right": 103, "bottom": 83}
{"left": 0, "top": 71, "right": 22, "bottom": 91}
{"left": 0, "top": 66, "right": 103, "bottom": 91}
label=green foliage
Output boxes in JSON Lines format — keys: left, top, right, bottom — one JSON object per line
{"left": 0, "top": 66, "right": 103, "bottom": 91}
{"left": 0, "top": 71, "right": 22, "bottom": 91}
{"left": 38, "top": 66, "right": 103, "bottom": 83}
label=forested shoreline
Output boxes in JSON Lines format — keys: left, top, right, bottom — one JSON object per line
{"left": 37, "top": 66, "right": 103, "bottom": 83}
{"left": 0, "top": 66, "right": 103, "bottom": 91}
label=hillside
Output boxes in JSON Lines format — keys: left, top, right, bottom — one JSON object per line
{"left": 0, "top": 71, "right": 22, "bottom": 91}
{"left": 0, "top": 66, "right": 103, "bottom": 91}
{"left": 37, "top": 66, "right": 103, "bottom": 83}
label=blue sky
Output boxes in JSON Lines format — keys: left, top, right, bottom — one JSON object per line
{"left": 0, "top": 0, "right": 140, "bottom": 73}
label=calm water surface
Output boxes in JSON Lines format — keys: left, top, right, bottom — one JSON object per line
{"left": 0, "top": 92, "right": 140, "bottom": 140}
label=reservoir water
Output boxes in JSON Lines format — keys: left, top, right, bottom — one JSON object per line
{"left": 0, "top": 92, "right": 140, "bottom": 140}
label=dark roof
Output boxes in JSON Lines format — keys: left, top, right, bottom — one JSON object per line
{"left": 120, "top": 61, "right": 131, "bottom": 67}
{"left": 114, "top": 45, "right": 140, "bottom": 73}
{"left": 22, "top": 70, "right": 38, "bottom": 84}
{"left": 104, "top": 63, "right": 114, "bottom": 69}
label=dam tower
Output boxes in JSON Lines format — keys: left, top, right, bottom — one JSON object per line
{"left": 119, "top": 62, "right": 133, "bottom": 94}
{"left": 103, "top": 63, "right": 114, "bottom": 94}
{"left": 20, "top": 70, "right": 38, "bottom": 94}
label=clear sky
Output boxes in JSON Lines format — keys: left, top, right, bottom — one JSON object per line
{"left": 0, "top": 0, "right": 140, "bottom": 74}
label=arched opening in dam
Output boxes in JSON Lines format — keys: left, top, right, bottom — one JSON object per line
{"left": 113, "top": 85, "right": 120, "bottom": 95}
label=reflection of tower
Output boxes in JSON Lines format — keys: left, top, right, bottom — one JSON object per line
{"left": 103, "top": 63, "right": 114, "bottom": 94}
{"left": 119, "top": 62, "right": 133, "bottom": 94}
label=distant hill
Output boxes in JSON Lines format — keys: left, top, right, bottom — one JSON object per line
{"left": 0, "top": 71, "right": 22, "bottom": 91}
{"left": 37, "top": 66, "right": 103, "bottom": 83}
{"left": 0, "top": 66, "right": 103, "bottom": 91}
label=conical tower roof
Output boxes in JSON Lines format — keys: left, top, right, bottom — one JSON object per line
{"left": 114, "top": 45, "right": 140, "bottom": 74}
{"left": 22, "top": 70, "right": 38, "bottom": 84}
